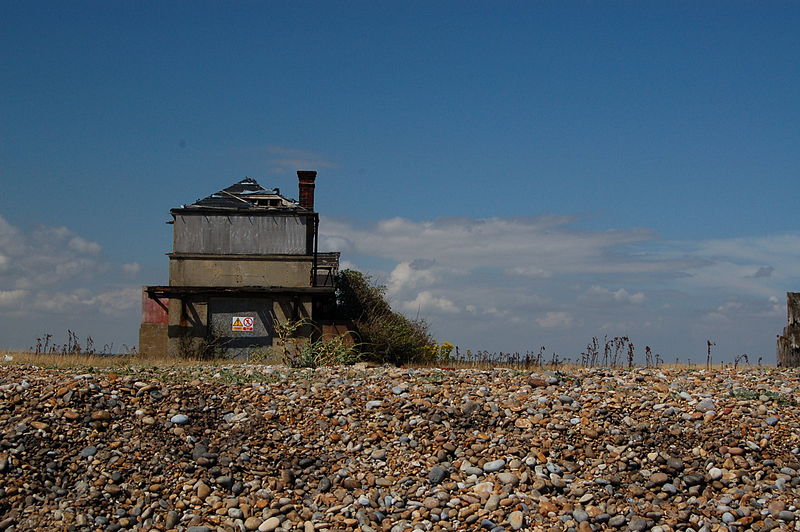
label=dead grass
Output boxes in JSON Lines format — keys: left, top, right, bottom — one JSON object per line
{"left": 0, "top": 349, "right": 775, "bottom": 372}
{"left": 0, "top": 349, "right": 235, "bottom": 370}
{"left": 409, "top": 360, "right": 775, "bottom": 372}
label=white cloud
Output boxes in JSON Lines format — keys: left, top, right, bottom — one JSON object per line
{"left": 485, "top": 306, "right": 510, "bottom": 318}
{"left": 621, "top": 290, "right": 646, "bottom": 304}
{"left": 401, "top": 291, "right": 460, "bottom": 314}
{"left": 0, "top": 289, "right": 27, "bottom": 308}
{"left": 508, "top": 266, "right": 552, "bottom": 278}
{"left": 88, "top": 287, "right": 141, "bottom": 313}
{"left": 0, "top": 215, "right": 142, "bottom": 326}
{"left": 68, "top": 236, "right": 101, "bottom": 255}
{"left": 122, "top": 262, "right": 141, "bottom": 276}
{"left": 536, "top": 311, "right": 574, "bottom": 328}
{"left": 27, "top": 287, "right": 140, "bottom": 317}
{"left": 704, "top": 301, "right": 743, "bottom": 323}
{"left": 585, "top": 285, "right": 646, "bottom": 305}
{"left": 321, "top": 215, "right": 698, "bottom": 276}
{"left": 388, "top": 261, "right": 439, "bottom": 295}
{"left": 31, "top": 291, "right": 85, "bottom": 313}
{"left": 54, "top": 258, "right": 97, "bottom": 279}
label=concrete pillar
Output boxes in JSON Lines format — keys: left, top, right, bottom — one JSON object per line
{"left": 777, "top": 292, "right": 800, "bottom": 367}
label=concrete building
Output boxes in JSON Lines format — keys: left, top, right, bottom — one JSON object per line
{"left": 139, "top": 171, "right": 339, "bottom": 358}
{"left": 777, "top": 292, "right": 800, "bottom": 366}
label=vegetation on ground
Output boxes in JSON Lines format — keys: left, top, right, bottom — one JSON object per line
{"left": 270, "top": 317, "right": 362, "bottom": 368}
{"left": 335, "top": 269, "right": 438, "bottom": 366}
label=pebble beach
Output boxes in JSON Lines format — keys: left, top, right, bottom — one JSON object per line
{"left": 2, "top": 363, "right": 800, "bottom": 531}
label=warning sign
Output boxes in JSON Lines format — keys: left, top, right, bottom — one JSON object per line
{"left": 232, "top": 316, "right": 254, "bottom": 332}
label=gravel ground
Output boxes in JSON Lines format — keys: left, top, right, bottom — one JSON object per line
{"left": 2, "top": 363, "right": 800, "bottom": 531}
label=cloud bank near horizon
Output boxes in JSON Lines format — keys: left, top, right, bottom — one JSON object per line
{"left": 0, "top": 212, "right": 796, "bottom": 361}
{"left": 0, "top": 215, "right": 141, "bottom": 350}
{"left": 320, "top": 215, "right": 797, "bottom": 362}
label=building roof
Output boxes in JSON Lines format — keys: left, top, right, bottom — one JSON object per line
{"left": 174, "top": 177, "right": 305, "bottom": 213}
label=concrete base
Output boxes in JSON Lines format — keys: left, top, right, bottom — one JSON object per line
{"left": 138, "top": 323, "right": 168, "bottom": 358}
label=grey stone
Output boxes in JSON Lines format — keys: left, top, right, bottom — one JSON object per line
{"left": 318, "top": 477, "right": 332, "bottom": 492}
{"left": 483, "top": 459, "right": 506, "bottom": 473}
{"left": 216, "top": 475, "right": 233, "bottom": 489}
{"left": 608, "top": 515, "right": 626, "bottom": 527}
{"left": 80, "top": 446, "right": 97, "bottom": 458}
{"left": 170, "top": 414, "right": 189, "bottom": 425}
{"left": 696, "top": 399, "right": 715, "bottom": 412}
{"left": 484, "top": 494, "right": 500, "bottom": 511}
{"left": 165, "top": 511, "right": 180, "bottom": 529}
{"left": 192, "top": 442, "right": 208, "bottom": 460}
{"left": 461, "top": 400, "right": 481, "bottom": 415}
{"left": 496, "top": 472, "right": 518, "bottom": 485}
{"left": 428, "top": 465, "right": 448, "bottom": 484}
{"left": 666, "top": 457, "right": 684, "bottom": 471}
{"left": 683, "top": 473, "right": 704, "bottom": 486}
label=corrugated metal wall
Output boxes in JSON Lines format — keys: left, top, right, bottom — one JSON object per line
{"left": 174, "top": 214, "right": 308, "bottom": 255}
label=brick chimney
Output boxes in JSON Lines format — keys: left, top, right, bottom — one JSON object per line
{"left": 297, "top": 170, "right": 317, "bottom": 211}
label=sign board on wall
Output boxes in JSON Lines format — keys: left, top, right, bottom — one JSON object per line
{"left": 231, "top": 316, "right": 254, "bottom": 332}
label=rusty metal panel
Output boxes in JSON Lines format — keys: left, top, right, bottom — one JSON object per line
{"left": 141, "top": 287, "right": 169, "bottom": 324}
{"left": 174, "top": 214, "right": 308, "bottom": 254}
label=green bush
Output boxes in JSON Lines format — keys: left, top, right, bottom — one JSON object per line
{"left": 336, "top": 269, "right": 435, "bottom": 365}
{"left": 270, "top": 317, "right": 362, "bottom": 368}
{"left": 294, "top": 333, "right": 361, "bottom": 368}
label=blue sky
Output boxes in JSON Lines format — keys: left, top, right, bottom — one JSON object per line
{"left": 1, "top": 2, "right": 798, "bottom": 362}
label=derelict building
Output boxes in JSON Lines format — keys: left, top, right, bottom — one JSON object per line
{"left": 139, "top": 170, "right": 339, "bottom": 357}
